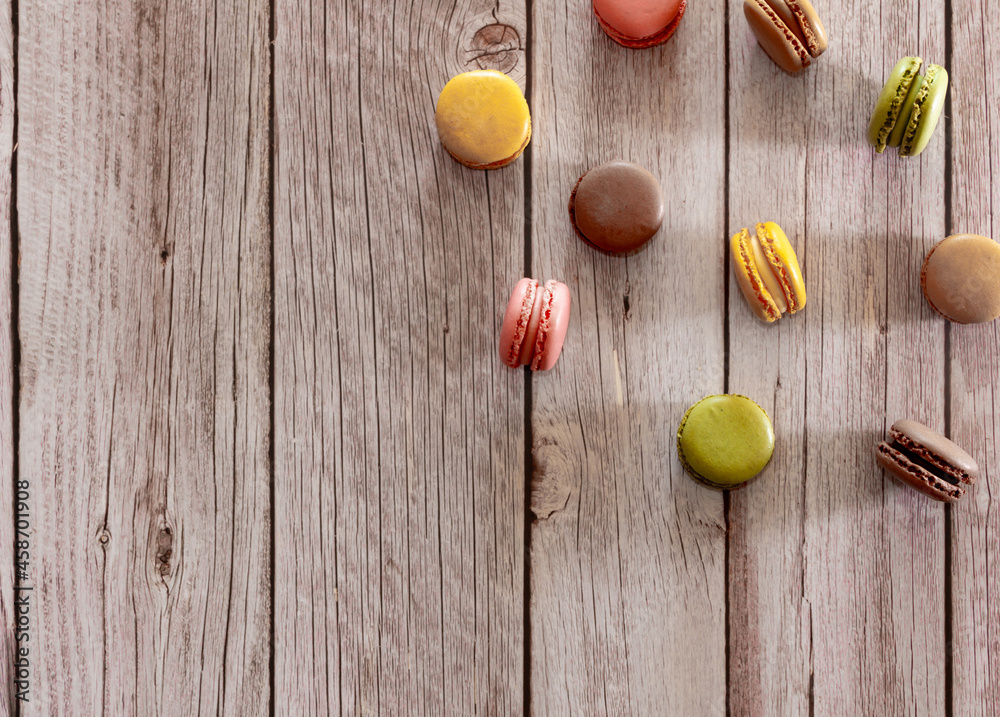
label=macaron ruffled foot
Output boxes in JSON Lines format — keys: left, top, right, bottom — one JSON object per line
{"left": 499, "top": 278, "right": 572, "bottom": 371}
{"left": 730, "top": 221, "right": 806, "bottom": 323}
{"left": 677, "top": 394, "right": 775, "bottom": 490}
{"left": 868, "top": 57, "right": 948, "bottom": 157}
{"left": 435, "top": 70, "right": 531, "bottom": 170}
{"left": 876, "top": 420, "right": 978, "bottom": 502}
{"left": 744, "top": 0, "right": 828, "bottom": 74}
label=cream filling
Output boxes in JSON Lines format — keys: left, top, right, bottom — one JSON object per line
{"left": 877, "top": 64, "right": 920, "bottom": 150}
{"left": 900, "top": 65, "right": 939, "bottom": 155}
{"left": 518, "top": 287, "right": 543, "bottom": 366}
{"left": 750, "top": 233, "right": 787, "bottom": 314}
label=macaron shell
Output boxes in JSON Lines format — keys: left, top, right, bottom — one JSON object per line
{"left": 435, "top": 70, "right": 531, "bottom": 169}
{"left": 890, "top": 419, "right": 978, "bottom": 484}
{"left": 921, "top": 234, "right": 1000, "bottom": 324}
{"left": 594, "top": 0, "right": 686, "bottom": 47}
{"left": 759, "top": 221, "right": 806, "bottom": 312}
{"left": 731, "top": 229, "right": 782, "bottom": 322}
{"left": 531, "top": 281, "right": 571, "bottom": 371}
{"left": 451, "top": 129, "right": 531, "bottom": 170}
{"left": 876, "top": 443, "right": 964, "bottom": 502}
{"left": 677, "top": 394, "right": 775, "bottom": 489}
{"left": 744, "top": 0, "right": 811, "bottom": 74}
{"left": 868, "top": 56, "right": 922, "bottom": 152}
{"left": 899, "top": 64, "right": 948, "bottom": 157}
{"left": 498, "top": 278, "right": 539, "bottom": 367}
{"left": 785, "top": 0, "right": 827, "bottom": 56}
{"left": 750, "top": 233, "right": 788, "bottom": 313}
{"left": 570, "top": 161, "right": 665, "bottom": 254}
{"left": 887, "top": 73, "right": 925, "bottom": 148}
{"left": 592, "top": 0, "right": 683, "bottom": 42}
{"left": 759, "top": 0, "right": 798, "bottom": 37}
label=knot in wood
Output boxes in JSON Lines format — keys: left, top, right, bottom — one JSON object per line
{"left": 98, "top": 529, "right": 111, "bottom": 546}
{"left": 531, "top": 433, "right": 574, "bottom": 521}
{"left": 468, "top": 24, "right": 522, "bottom": 74}
{"left": 156, "top": 525, "right": 174, "bottom": 577}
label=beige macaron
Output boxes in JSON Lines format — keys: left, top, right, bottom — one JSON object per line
{"left": 921, "top": 234, "right": 1000, "bottom": 324}
{"left": 744, "top": 0, "right": 829, "bottom": 74}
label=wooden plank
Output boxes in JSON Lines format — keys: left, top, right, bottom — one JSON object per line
{"left": 528, "top": 1, "right": 727, "bottom": 713}
{"left": 0, "top": 0, "right": 13, "bottom": 710}
{"left": 272, "top": 0, "right": 526, "bottom": 713}
{"left": 17, "top": 0, "right": 271, "bottom": 713}
{"left": 949, "top": 2, "right": 1000, "bottom": 712}
{"left": 727, "top": 1, "right": 947, "bottom": 713}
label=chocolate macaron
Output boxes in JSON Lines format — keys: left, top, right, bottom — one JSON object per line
{"left": 921, "top": 233, "right": 1000, "bottom": 324}
{"left": 876, "top": 420, "right": 978, "bottom": 502}
{"left": 569, "top": 161, "right": 665, "bottom": 255}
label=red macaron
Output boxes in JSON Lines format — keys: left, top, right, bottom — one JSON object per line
{"left": 592, "top": 0, "right": 687, "bottom": 49}
{"left": 498, "top": 278, "right": 572, "bottom": 371}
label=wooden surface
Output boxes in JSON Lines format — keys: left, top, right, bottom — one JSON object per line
{"left": 18, "top": 0, "right": 271, "bottom": 713}
{"left": 950, "top": 1, "right": 1000, "bottom": 713}
{"left": 0, "top": 0, "right": 13, "bottom": 712}
{"left": 7, "top": 0, "right": 1000, "bottom": 714}
{"left": 272, "top": 0, "right": 525, "bottom": 713}
{"left": 728, "top": 2, "right": 949, "bottom": 714}
{"left": 529, "top": 0, "right": 727, "bottom": 713}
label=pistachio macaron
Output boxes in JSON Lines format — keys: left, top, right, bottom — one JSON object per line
{"left": 435, "top": 70, "right": 531, "bottom": 170}
{"left": 868, "top": 57, "right": 948, "bottom": 157}
{"left": 677, "top": 394, "right": 775, "bottom": 490}
{"left": 730, "top": 221, "right": 806, "bottom": 323}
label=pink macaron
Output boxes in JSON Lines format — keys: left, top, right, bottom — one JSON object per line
{"left": 593, "top": 0, "right": 686, "bottom": 48}
{"left": 499, "top": 278, "right": 572, "bottom": 371}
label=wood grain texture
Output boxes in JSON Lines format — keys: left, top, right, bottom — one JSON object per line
{"left": 272, "top": 0, "right": 526, "bottom": 713}
{"left": 0, "top": 0, "right": 13, "bottom": 711}
{"left": 9, "top": 0, "right": 1000, "bottom": 713}
{"left": 949, "top": 2, "right": 1000, "bottom": 713}
{"left": 17, "top": 0, "right": 271, "bottom": 713}
{"left": 728, "top": 2, "right": 947, "bottom": 714}
{"left": 528, "top": 1, "right": 727, "bottom": 713}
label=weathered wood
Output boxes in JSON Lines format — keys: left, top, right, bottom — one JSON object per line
{"left": 528, "top": 1, "right": 727, "bottom": 712}
{"left": 272, "top": 0, "right": 526, "bottom": 713}
{"left": 728, "top": 1, "right": 947, "bottom": 713}
{"left": 17, "top": 0, "right": 271, "bottom": 713}
{"left": 11, "top": 0, "right": 1000, "bottom": 713}
{"left": 0, "top": 0, "right": 13, "bottom": 711}
{"left": 949, "top": 2, "right": 1000, "bottom": 713}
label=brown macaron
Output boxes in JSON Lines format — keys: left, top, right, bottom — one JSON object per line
{"left": 921, "top": 233, "right": 1000, "bottom": 324}
{"left": 568, "top": 161, "right": 665, "bottom": 255}
{"left": 744, "top": 0, "right": 828, "bottom": 74}
{"left": 876, "top": 420, "right": 978, "bottom": 502}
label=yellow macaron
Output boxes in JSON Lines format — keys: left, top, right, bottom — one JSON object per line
{"left": 730, "top": 221, "right": 806, "bottom": 323}
{"left": 435, "top": 70, "right": 531, "bottom": 170}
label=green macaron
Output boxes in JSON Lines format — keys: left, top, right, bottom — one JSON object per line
{"left": 677, "top": 394, "right": 775, "bottom": 490}
{"left": 868, "top": 56, "right": 948, "bottom": 157}
{"left": 899, "top": 64, "right": 948, "bottom": 157}
{"left": 886, "top": 73, "right": 925, "bottom": 148}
